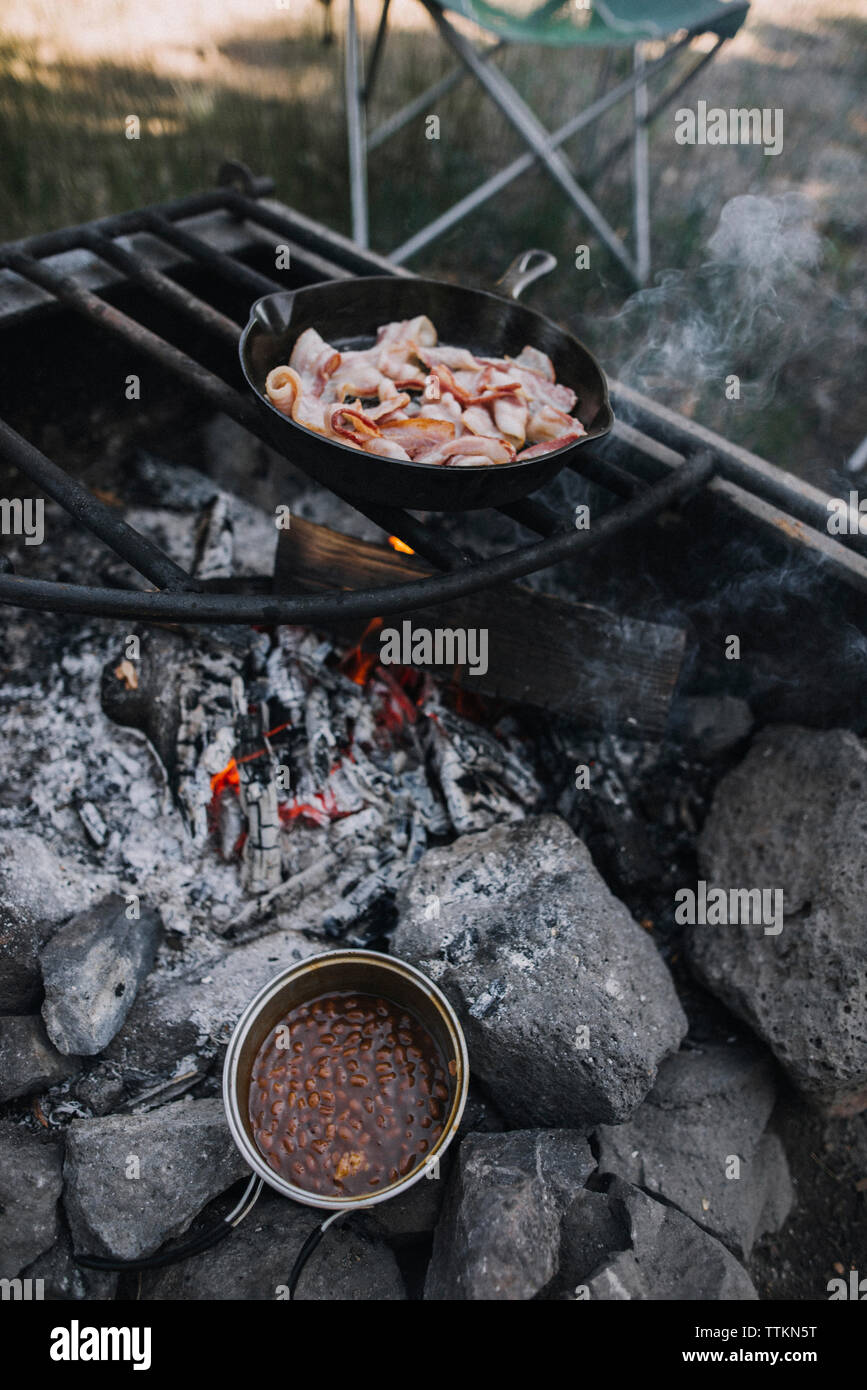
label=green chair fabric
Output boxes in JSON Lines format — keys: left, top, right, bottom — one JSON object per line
{"left": 429, "top": 0, "right": 749, "bottom": 47}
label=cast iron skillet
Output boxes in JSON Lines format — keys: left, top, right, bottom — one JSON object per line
{"left": 239, "top": 250, "right": 613, "bottom": 511}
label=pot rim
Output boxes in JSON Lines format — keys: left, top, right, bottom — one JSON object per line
{"left": 222, "top": 948, "right": 469, "bottom": 1211}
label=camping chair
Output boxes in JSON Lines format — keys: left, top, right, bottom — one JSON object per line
{"left": 344, "top": 0, "right": 750, "bottom": 283}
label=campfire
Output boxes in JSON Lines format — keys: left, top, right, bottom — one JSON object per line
{"left": 0, "top": 169, "right": 864, "bottom": 1307}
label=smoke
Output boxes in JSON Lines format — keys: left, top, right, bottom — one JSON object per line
{"left": 579, "top": 192, "right": 827, "bottom": 417}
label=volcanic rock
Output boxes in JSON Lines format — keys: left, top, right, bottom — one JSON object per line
{"left": 595, "top": 1042, "right": 793, "bottom": 1256}
{"left": 584, "top": 1180, "right": 758, "bottom": 1300}
{"left": 0, "top": 1014, "right": 81, "bottom": 1101}
{"left": 21, "top": 1225, "right": 118, "bottom": 1301}
{"left": 0, "top": 831, "right": 105, "bottom": 1012}
{"left": 394, "top": 815, "right": 687, "bottom": 1128}
{"left": 688, "top": 725, "right": 867, "bottom": 1112}
{"left": 424, "top": 1129, "right": 595, "bottom": 1300}
{"left": 140, "top": 1188, "right": 406, "bottom": 1300}
{"left": 0, "top": 1121, "right": 63, "bottom": 1277}
{"left": 63, "top": 1097, "right": 248, "bottom": 1261}
{"left": 40, "top": 894, "right": 161, "bottom": 1056}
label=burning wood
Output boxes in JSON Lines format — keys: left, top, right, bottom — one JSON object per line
{"left": 230, "top": 678, "right": 281, "bottom": 896}
{"left": 275, "top": 516, "right": 687, "bottom": 739}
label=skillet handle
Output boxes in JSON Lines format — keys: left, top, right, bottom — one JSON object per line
{"left": 496, "top": 249, "right": 557, "bottom": 301}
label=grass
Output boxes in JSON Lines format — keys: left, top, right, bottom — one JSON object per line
{"left": 0, "top": 0, "right": 864, "bottom": 484}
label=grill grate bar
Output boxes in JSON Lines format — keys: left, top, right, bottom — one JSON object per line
{"left": 80, "top": 229, "right": 243, "bottom": 345}
{"left": 1, "top": 182, "right": 273, "bottom": 262}
{"left": 610, "top": 381, "right": 867, "bottom": 560}
{"left": 0, "top": 419, "right": 194, "bottom": 592}
{"left": 0, "top": 454, "right": 715, "bottom": 623}
{"left": 566, "top": 448, "right": 645, "bottom": 498}
{"left": 496, "top": 497, "right": 569, "bottom": 537}
{"left": 224, "top": 191, "right": 414, "bottom": 281}
{"left": 142, "top": 212, "right": 281, "bottom": 299}
{"left": 0, "top": 248, "right": 472, "bottom": 580}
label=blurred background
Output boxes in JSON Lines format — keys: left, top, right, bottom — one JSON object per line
{"left": 0, "top": 0, "right": 864, "bottom": 485}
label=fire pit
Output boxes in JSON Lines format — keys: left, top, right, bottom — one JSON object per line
{"left": 0, "top": 164, "right": 864, "bottom": 1306}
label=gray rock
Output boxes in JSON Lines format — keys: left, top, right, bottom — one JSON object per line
{"left": 21, "top": 1225, "right": 118, "bottom": 1301}
{"left": 458, "top": 1080, "right": 506, "bottom": 1137}
{"left": 0, "top": 831, "right": 104, "bottom": 1012}
{"left": 40, "top": 895, "right": 161, "bottom": 1056}
{"left": 688, "top": 726, "right": 867, "bottom": 1113}
{"left": 585, "top": 1180, "right": 758, "bottom": 1300}
{"left": 425, "top": 1129, "right": 595, "bottom": 1300}
{"left": 105, "top": 929, "right": 322, "bottom": 1080}
{"left": 356, "top": 1160, "right": 448, "bottom": 1244}
{"left": 72, "top": 1063, "right": 126, "bottom": 1116}
{"left": 394, "top": 815, "right": 687, "bottom": 1128}
{"left": 596, "top": 1042, "right": 793, "bottom": 1256}
{"left": 0, "top": 1121, "right": 63, "bottom": 1277}
{"left": 0, "top": 1014, "right": 81, "bottom": 1101}
{"left": 63, "top": 1097, "right": 248, "bottom": 1261}
{"left": 669, "top": 695, "right": 753, "bottom": 757}
{"left": 555, "top": 1188, "right": 631, "bottom": 1295}
{"left": 139, "top": 1189, "right": 405, "bottom": 1300}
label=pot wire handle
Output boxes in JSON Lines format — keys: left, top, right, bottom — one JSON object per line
{"left": 288, "top": 1208, "right": 350, "bottom": 1300}
{"left": 73, "top": 1174, "right": 264, "bottom": 1272}
{"left": 496, "top": 249, "right": 558, "bottom": 301}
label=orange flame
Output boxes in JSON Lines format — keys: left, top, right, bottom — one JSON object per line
{"left": 388, "top": 535, "right": 415, "bottom": 555}
{"left": 211, "top": 758, "right": 240, "bottom": 798}
{"left": 339, "top": 615, "right": 384, "bottom": 686}
{"left": 208, "top": 722, "right": 291, "bottom": 799}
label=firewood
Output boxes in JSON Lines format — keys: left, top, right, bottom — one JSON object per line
{"left": 274, "top": 518, "right": 687, "bottom": 739}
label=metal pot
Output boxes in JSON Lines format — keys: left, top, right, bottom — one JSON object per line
{"left": 222, "top": 948, "right": 470, "bottom": 1211}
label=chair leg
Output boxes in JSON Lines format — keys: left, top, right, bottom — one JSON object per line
{"left": 422, "top": 0, "right": 640, "bottom": 282}
{"left": 345, "top": 0, "right": 369, "bottom": 248}
{"left": 632, "top": 43, "right": 651, "bottom": 284}
{"left": 364, "top": 0, "right": 392, "bottom": 104}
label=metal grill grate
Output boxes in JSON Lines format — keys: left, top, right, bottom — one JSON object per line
{"left": 0, "top": 163, "right": 863, "bottom": 624}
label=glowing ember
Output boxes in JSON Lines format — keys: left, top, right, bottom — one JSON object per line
{"left": 388, "top": 535, "right": 415, "bottom": 555}
{"left": 211, "top": 758, "right": 240, "bottom": 798}
{"left": 209, "top": 721, "right": 292, "bottom": 801}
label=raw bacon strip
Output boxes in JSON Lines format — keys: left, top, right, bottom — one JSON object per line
{"left": 516, "top": 431, "right": 586, "bottom": 459}
{"left": 265, "top": 366, "right": 327, "bottom": 432}
{"left": 526, "top": 402, "right": 581, "bottom": 443}
{"left": 461, "top": 405, "right": 502, "bottom": 438}
{"left": 430, "top": 435, "right": 516, "bottom": 467}
{"left": 377, "top": 315, "right": 437, "bottom": 379}
{"left": 510, "top": 345, "right": 556, "bottom": 381}
{"left": 379, "top": 417, "right": 456, "bottom": 461}
{"left": 492, "top": 392, "right": 528, "bottom": 448}
{"left": 417, "top": 391, "right": 463, "bottom": 426}
{"left": 335, "top": 358, "right": 384, "bottom": 399}
{"left": 354, "top": 393, "right": 411, "bottom": 423}
{"left": 288, "top": 327, "right": 341, "bottom": 394}
{"left": 329, "top": 403, "right": 385, "bottom": 448}
{"left": 271, "top": 322, "right": 585, "bottom": 470}
{"left": 446, "top": 455, "right": 500, "bottom": 467}
{"left": 377, "top": 315, "right": 437, "bottom": 349}
{"left": 362, "top": 437, "right": 412, "bottom": 460}
{"left": 504, "top": 363, "right": 576, "bottom": 414}
{"left": 425, "top": 361, "right": 524, "bottom": 409}
{"left": 414, "top": 345, "right": 482, "bottom": 372}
